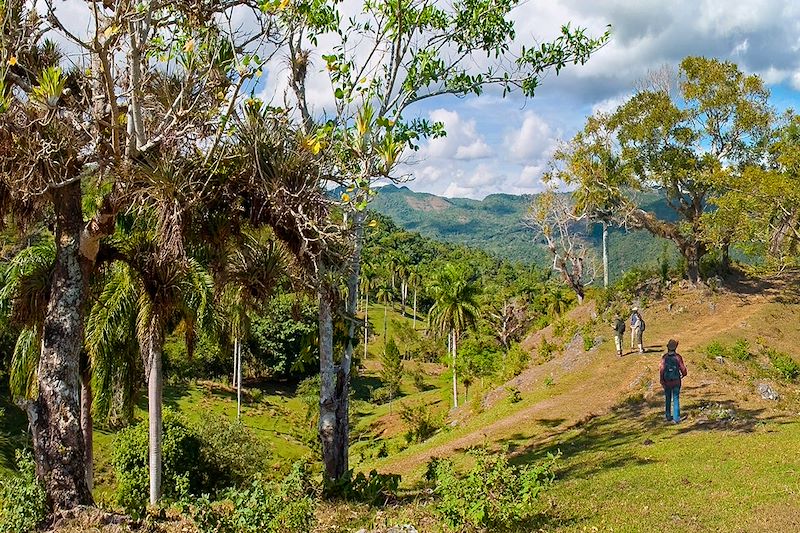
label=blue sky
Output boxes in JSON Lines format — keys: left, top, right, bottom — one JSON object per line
{"left": 389, "top": 0, "right": 800, "bottom": 199}
{"left": 43, "top": 0, "right": 800, "bottom": 199}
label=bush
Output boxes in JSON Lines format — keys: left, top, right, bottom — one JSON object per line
{"left": 184, "top": 462, "right": 317, "bottom": 533}
{"left": 193, "top": 414, "right": 271, "bottom": 488}
{"left": 730, "top": 339, "right": 751, "bottom": 361}
{"left": 765, "top": 348, "right": 800, "bottom": 380}
{"left": 380, "top": 337, "right": 403, "bottom": 401}
{"left": 551, "top": 318, "right": 578, "bottom": 342}
{"left": 430, "top": 449, "right": 558, "bottom": 531}
{"left": 536, "top": 338, "right": 557, "bottom": 363}
{"left": 507, "top": 386, "right": 522, "bottom": 403}
{"left": 705, "top": 341, "right": 727, "bottom": 359}
{"left": 322, "top": 469, "right": 400, "bottom": 505}
{"left": 113, "top": 411, "right": 207, "bottom": 514}
{"left": 0, "top": 450, "right": 46, "bottom": 533}
{"left": 502, "top": 342, "right": 530, "bottom": 380}
{"left": 400, "top": 403, "right": 440, "bottom": 443}
{"left": 408, "top": 365, "right": 428, "bottom": 391}
{"left": 113, "top": 410, "right": 271, "bottom": 515}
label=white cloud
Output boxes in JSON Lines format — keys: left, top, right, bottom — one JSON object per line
{"left": 505, "top": 111, "right": 558, "bottom": 162}
{"left": 422, "top": 109, "right": 494, "bottom": 161}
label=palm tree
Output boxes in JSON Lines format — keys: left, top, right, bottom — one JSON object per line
{"left": 219, "top": 229, "right": 288, "bottom": 420}
{"left": 85, "top": 221, "right": 214, "bottom": 505}
{"left": 408, "top": 266, "right": 421, "bottom": 330}
{"left": 427, "top": 264, "right": 480, "bottom": 408}
{"left": 375, "top": 282, "right": 393, "bottom": 341}
{"left": 359, "top": 262, "right": 378, "bottom": 360}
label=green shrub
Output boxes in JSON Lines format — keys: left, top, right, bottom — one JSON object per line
{"left": 507, "top": 386, "right": 522, "bottom": 403}
{"left": 705, "top": 341, "right": 727, "bottom": 359}
{"left": 322, "top": 469, "right": 400, "bottom": 505}
{"left": 536, "top": 338, "right": 557, "bottom": 363}
{"left": 185, "top": 462, "right": 317, "bottom": 533}
{"left": 0, "top": 450, "right": 46, "bottom": 533}
{"left": 409, "top": 365, "right": 428, "bottom": 391}
{"left": 113, "top": 410, "right": 270, "bottom": 515}
{"left": 400, "top": 402, "right": 440, "bottom": 443}
{"left": 582, "top": 331, "right": 595, "bottom": 352}
{"left": 430, "top": 449, "right": 558, "bottom": 531}
{"left": 380, "top": 337, "right": 403, "bottom": 401}
{"left": 502, "top": 342, "right": 530, "bottom": 380}
{"left": 193, "top": 414, "right": 271, "bottom": 488}
{"left": 765, "top": 348, "right": 800, "bottom": 380}
{"left": 543, "top": 376, "right": 554, "bottom": 387}
{"left": 552, "top": 318, "right": 577, "bottom": 342}
{"left": 113, "top": 411, "right": 206, "bottom": 514}
{"left": 730, "top": 339, "right": 751, "bottom": 361}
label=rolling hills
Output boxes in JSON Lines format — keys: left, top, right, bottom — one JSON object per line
{"left": 370, "top": 184, "right": 680, "bottom": 281}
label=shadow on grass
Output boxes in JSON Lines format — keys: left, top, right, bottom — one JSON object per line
{"left": 0, "top": 391, "right": 29, "bottom": 472}
{"left": 490, "top": 388, "right": 792, "bottom": 528}
{"left": 135, "top": 383, "right": 193, "bottom": 412}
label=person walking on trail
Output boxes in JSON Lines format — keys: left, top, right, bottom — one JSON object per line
{"left": 613, "top": 314, "right": 625, "bottom": 356}
{"left": 660, "top": 339, "right": 688, "bottom": 423}
{"left": 630, "top": 307, "right": 645, "bottom": 353}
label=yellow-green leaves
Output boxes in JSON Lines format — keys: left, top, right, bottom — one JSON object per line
{"left": 31, "top": 66, "right": 65, "bottom": 109}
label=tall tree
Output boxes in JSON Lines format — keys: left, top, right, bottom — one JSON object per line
{"left": 428, "top": 264, "right": 480, "bottom": 408}
{"left": 609, "top": 56, "right": 772, "bottom": 283}
{"left": 0, "top": 0, "right": 276, "bottom": 509}
{"left": 547, "top": 114, "right": 628, "bottom": 287}
{"left": 526, "top": 190, "right": 595, "bottom": 304}
{"left": 281, "top": 0, "right": 608, "bottom": 481}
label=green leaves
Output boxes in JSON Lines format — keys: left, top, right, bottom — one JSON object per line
{"left": 31, "top": 66, "right": 65, "bottom": 108}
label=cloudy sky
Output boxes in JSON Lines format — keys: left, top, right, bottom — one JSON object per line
{"left": 38, "top": 0, "right": 800, "bottom": 199}
{"left": 386, "top": 0, "right": 800, "bottom": 199}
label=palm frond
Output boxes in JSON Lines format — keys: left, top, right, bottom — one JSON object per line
{"left": 9, "top": 326, "right": 40, "bottom": 400}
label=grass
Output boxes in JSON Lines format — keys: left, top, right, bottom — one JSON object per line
{"left": 6, "top": 281, "right": 800, "bottom": 531}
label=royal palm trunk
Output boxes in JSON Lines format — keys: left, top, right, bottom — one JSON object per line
{"left": 27, "top": 181, "right": 93, "bottom": 511}
{"left": 144, "top": 322, "right": 164, "bottom": 505}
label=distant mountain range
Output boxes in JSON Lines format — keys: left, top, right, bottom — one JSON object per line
{"left": 370, "top": 184, "right": 680, "bottom": 281}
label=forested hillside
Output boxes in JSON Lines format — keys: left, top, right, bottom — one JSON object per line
{"left": 370, "top": 184, "right": 680, "bottom": 280}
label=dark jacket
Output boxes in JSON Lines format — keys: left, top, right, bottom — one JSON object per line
{"left": 659, "top": 352, "right": 687, "bottom": 388}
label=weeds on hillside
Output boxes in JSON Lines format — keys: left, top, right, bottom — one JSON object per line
{"left": 428, "top": 449, "right": 559, "bottom": 531}
{"left": 400, "top": 403, "right": 441, "bottom": 443}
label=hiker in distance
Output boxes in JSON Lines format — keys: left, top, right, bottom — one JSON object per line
{"left": 660, "top": 339, "right": 688, "bottom": 423}
{"left": 630, "top": 307, "right": 645, "bottom": 353}
{"left": 613, "top": 314, "right": 625, "bottom": 356}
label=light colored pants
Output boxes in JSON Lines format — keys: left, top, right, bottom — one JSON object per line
{"left": 614, "top": 333, "right": 623, "bottom": 353}
{"left": 631, "top": 326, "right": 642, "bottom": 348}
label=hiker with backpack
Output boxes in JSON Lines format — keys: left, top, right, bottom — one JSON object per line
{"left": 630, "top": 307, "right": 645, "bottom": 353}
{"left": 613, "top": 314, "right": 625, "bottom": 356}
{"left": 660, "top": 339, "right": 688, "bottom": 423}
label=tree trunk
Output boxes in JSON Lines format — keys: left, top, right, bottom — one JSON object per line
{"left": 684, "top": 240, "right": 705, "bottom": 284}
{"left": 451, "top": 329, "right": 458, "bottom": 409}
{"left": 412, "top": 289, "right": 417, "bottom": 330}
{"left": 236, "top": 338, "right": 242, "bottom": 420}
{"left": 27, "top": 181, "right": 93, "bottom": 511}
{"left": 383, "top": 303, "right": 388, "bottom": 339}
{"left": 602, "top": 221, "right": 609, "bottom": 288}
{"left": 80, "top": 367, "right": 93, "bottom": 491}
{"left": 318, "top": 291, "right": 349, "bottom": 480}
{"left": 146, "top": 323, "right": 164, "bottom": 506}
{"left": 364, "top": 292, "right": 369, "bottom": 361}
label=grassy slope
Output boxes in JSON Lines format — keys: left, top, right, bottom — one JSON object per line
{"left": 5, "top": 276, "right": 800, "bottom": 532}
{"left": 361, "top": 273, "right": 800, "bottom": 531}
